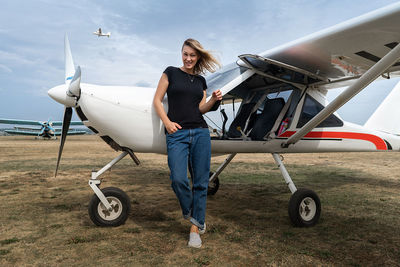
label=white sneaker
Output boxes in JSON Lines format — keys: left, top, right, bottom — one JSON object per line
{"left": 199, "top": 223, "right": 206, "bottom": 235}
{"left": 188, "top": 232, "right": 202, "bottom": 248}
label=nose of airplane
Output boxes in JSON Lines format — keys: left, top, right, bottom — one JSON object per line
{"left": 48, "top": 85, "right": 64, "bottom": 104}
{"left": 48, "top": 84, "right": 76, "bottom": 107}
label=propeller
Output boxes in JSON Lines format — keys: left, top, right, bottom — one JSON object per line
{"left": 55, "top": 107, "right": 72, "bottom": 177}
{"left": 52, "top": 34, "right": 81, "bottom": 177}
{"left": 39, "top": 126, "right": 45, "bottom": 136}
{"left": 53, "top": 70, "right": 80, "bottom": 177}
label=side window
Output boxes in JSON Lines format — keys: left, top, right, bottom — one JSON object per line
{"left": 297, "top": 95, "right": 343, "bottom": 128}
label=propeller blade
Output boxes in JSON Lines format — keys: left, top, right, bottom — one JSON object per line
{"left": 65, "top": 34, "right": 75, "bottom": 85}
{"left": 55, "top": 107, "right": 72, "bottom": 177}
{"left": 67, "top": 65, "right": 81, "bottom": 97}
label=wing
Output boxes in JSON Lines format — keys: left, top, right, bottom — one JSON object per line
{"left": 53, "top": 128, "right": 87, "bottom": 135}
{"left": 14, "top": 127, "right": 41, "bottom": 131}
{"left": 207, "top": 3, "right": 400, "bottom": 101}
{"left": 70, "top": 121, "right": 84, "bottom": 125}
{"left": 239, "top": 2, "right": 400, "bottom": 90}
{"left": 65, "top": 130, "right": 87, "bottom": 135}
{"left": 4, "top": 130, "right": 40, "bottom": 136}
{"left": 0, "top": 118, "right": 42, "bottom": 126}
{"left": 51, "top": 121, "right": 83, "bottom": 126}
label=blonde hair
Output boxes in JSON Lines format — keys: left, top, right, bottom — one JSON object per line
{"left": 182, "top": 38, "right": 221, "bottom": 75}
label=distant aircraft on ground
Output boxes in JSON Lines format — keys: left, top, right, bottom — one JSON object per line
{"left": 0, "top": 118, "right": 86, "bottom": 139}
{"left": 49, "top": 3, "right": 400, "bottom": 228}
{"left": 93, "top": 28, "right": 110, "bottom": 38}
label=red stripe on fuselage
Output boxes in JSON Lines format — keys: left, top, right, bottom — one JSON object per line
{"left": 279, "top": 131, "right": 387, "bottom": 150}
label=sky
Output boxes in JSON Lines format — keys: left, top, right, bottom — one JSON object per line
{"left": 1, "top": 0, "right": 400, "bottom": 126}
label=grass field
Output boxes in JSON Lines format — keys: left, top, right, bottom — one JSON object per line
{"left": 0, "top": 135, "right": 399, "bottom": 266}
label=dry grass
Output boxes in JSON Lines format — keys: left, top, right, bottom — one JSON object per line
{"left": 0, "top": 135, "right": 399, "bottom": 266}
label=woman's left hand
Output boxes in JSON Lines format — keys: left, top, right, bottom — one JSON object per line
{"left": 212, "top": 89, "right": 222, "bottom": 101}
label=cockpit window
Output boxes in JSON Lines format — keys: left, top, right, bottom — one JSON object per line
{"left": 297, "top": 95, "right": 343, "bottom": 128}
{"left": 205, "top": 63, "right": 246, "bottom": 96}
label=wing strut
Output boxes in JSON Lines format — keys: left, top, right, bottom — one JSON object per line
{"left": 283, "top": 42, "right": 400, "bottom": 147}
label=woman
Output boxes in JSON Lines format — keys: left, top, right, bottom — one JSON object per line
{"left": 153, "top": 38, "right": 222, "bottom": 248}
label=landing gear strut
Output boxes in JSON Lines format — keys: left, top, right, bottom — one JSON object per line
{"left": 203, "top": 152, "right": 321, "bottom": 226}
{"left": 272, "top": 153, "right": 321, "bottom": 227}
{"left": 88, "top": 149, "right": 140, "bottom": 227}
{"left": 208, "top": 153, "right": 236, "bottom": 195}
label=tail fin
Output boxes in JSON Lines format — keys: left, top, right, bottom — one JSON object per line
{"left": 364, "top": 81, "right": 400, "bottom": 134}
{"left": 64, "top": 34, "right": 75, "bottom": 85}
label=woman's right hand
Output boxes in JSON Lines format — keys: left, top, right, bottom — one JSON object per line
{"left": 166, "top": 121, "right": 182, "bottom": 134}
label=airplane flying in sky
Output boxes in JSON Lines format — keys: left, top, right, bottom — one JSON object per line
{"left": 0, "top": 118, "right": 86, "bottom": 139}
{"left": 49, "top": 3, "right": 400, "bottom": 228}
{"left": 93, "top": 28, "right": 111, "bottom": 38}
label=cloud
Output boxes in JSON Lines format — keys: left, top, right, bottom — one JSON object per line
{"left": 0, "top": 50, "right": 37, "bottom": 66}
{"left": 1, "top": 0, "right": 400, "bottom": 122}
{"left": 26, "top": 2, "right": 179, "bottom": 88}
{"left": 0, "top": 64, "right": 12, "bottom": 73}
{"left": 70, "top": 25, "right": 179, "bottom": 87}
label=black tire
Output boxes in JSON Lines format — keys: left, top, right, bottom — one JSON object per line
{"left": 88, "top": 187, "right": 131, "bottom": 227}
{"left": 208, "top": 172, "right": 220, "bottom": 196}
{"left": 288, "top": 188, "right": 321, "bottom": 227}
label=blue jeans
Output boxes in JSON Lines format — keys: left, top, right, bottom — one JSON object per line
{"left": 166, "top": 128, "right": 211, "bottom": 230}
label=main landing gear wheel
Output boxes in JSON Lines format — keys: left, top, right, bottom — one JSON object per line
{"left": 88, "top": 187, "right": 131, "bottom": 227}
{"left": 288, "top": 188, "right": 321, "bottom": 227}
{"left": 207, "top": 172, "right": 220, "bottom": 196}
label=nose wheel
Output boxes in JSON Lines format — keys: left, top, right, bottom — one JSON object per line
{"left": 87, "top": 150, "right": 139, "bottom": 226}
{"left": 88, "top": 187, "right": 131, "bottom": 227}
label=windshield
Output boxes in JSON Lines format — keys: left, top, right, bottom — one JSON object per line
{"left": 205, "top": 63, "right": 246, "bottom": 96}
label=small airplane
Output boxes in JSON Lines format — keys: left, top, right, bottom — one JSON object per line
{"left": 93, "top": 28, "right": 110, "bottom": 38}
{"left": 49, "top": 3, "right": 400, "bottom": 228}
{"left": 0, "top": 118, "right": 86, "bottom": 139}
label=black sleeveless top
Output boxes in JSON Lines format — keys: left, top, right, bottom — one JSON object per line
{"left": 163, "top": 66, "right": 208, "bottom": 129}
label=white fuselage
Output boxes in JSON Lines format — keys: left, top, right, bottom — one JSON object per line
{"left": 78, "top": 83, "right": 166, "bottom": 153}
{"left": 55, "top": 83, "right": 400, "bottom": 155}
